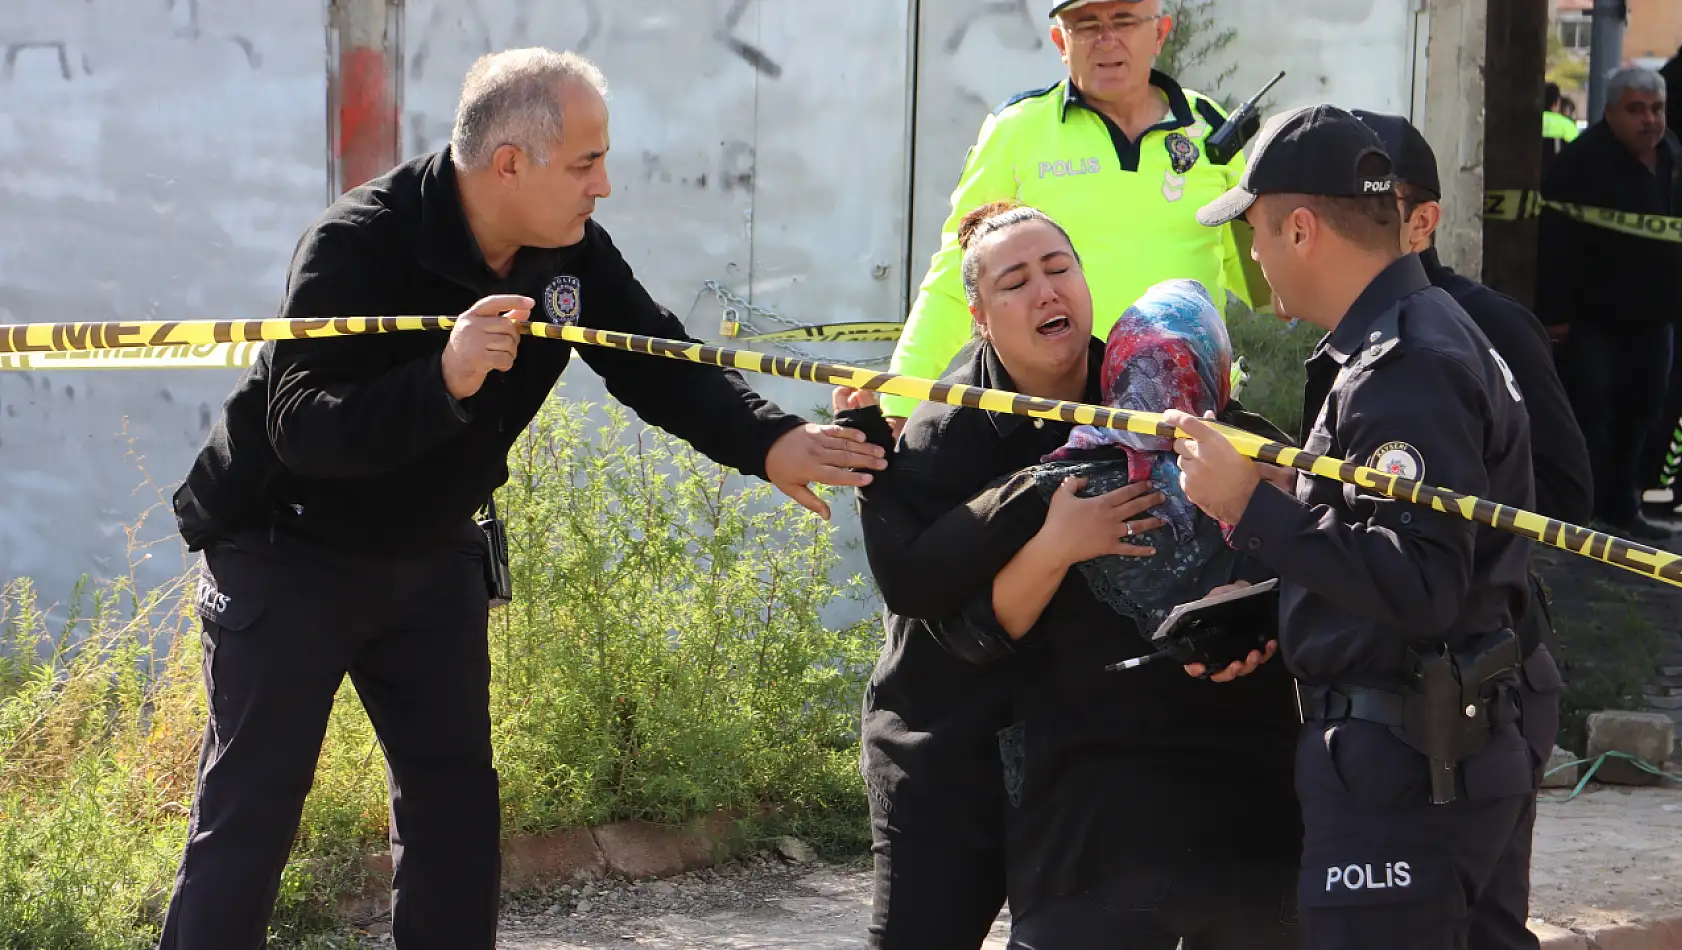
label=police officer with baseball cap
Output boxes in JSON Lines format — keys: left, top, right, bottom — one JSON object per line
{"left": 1352, "top": 108, "right": 1590, "bottom": 950}
{"left": 1168, "top": 104, "right": 1539, "bottom": 950}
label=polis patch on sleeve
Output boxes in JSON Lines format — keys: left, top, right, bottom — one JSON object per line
{"left": 543, "top": 275, "right": 582, "bottom": 326}
{"left": 1369, "top": 441, "right": 1425, "bottom": 481}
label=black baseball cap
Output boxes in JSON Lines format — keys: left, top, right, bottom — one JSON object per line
{"left": 1049, "top": 0, "right": 1143, "bottom": 16}
{"left": 1352, "top": 110, "right": 1442, "bottom": 198}
{"left": 1195, "top": 104, "right": 1397, "bottom": 227}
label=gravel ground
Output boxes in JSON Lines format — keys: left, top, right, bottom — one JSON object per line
{"left": 493, "top": 851, "right": 900, "bottom": 949}
{"left": 330, "top": 787, "right": 1682, "bottom": 949}
{"left": 342, "top": 847, "right": 1006, "bottom": 950}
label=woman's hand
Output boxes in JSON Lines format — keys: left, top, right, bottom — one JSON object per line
{"left": 1041, "top": 476, "right": 1165, "bottom": 567}
{"left": 1186, "top": 640, "right": 1279, "bottom": 682}
{"left": 831, "top": 386, "right": 879, "bottom": 413}
{"left": 1182, "top": 581, "right": 1280, "bottom": 682}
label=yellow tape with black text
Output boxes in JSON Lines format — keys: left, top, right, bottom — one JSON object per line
{"left": 2, "top": 314, "right": 1678, "bottom": 589}
{"left": 0, "top": 321, "right": 907, "bottom": 371}
{"left": 1484, "top": 189, "right": 1682, "bottom": 244}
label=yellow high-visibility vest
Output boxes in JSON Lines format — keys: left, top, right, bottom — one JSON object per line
{"left": 884, "top": 72, "right": 1259, "bottom": 419}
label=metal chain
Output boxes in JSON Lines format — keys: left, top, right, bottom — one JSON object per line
{"left": 702, "top": 280, "right": 893, "bottom": 366}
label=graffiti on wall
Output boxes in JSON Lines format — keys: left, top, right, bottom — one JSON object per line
{"left": 408, "top": 0, "right": 782, "bottom": 83}
{"left": 2, "top": 0, "right": 262, "bottom": 83}
{"left": 715, "top": 0, "right": 782, "bottom": 78}
{"left": 640, "top": 140, "right": 757, "bottom": 193}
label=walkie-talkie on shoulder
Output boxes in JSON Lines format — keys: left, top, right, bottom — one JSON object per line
{"left": 1205, "top": 70, "right": 1286, "bottom": 166}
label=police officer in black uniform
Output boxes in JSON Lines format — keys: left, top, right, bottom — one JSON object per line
{"left": 1354, "top": 109, "right": 1593, "bottom": 950}
{"left": 156, "top": 48, "right": 886, "bottom": 950}
{"left": 1174, "top": 105, "right": 1538, "bottom": 950}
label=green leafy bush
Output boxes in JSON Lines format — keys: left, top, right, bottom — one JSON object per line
{"left": 1228, "top": 307, "right": 1322, "bottom": 439}
{"left": 0, "top": 388, "right": 876, "bottom": 947}
{"left": 1549, "top": 581, "right": 1670, "bottom": 755}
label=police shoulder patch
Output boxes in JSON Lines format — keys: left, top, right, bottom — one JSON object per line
{"left": 544, "top": 275, "right": 582, "bottom": 326}
{"left": 1369, "top": 441, "right": 1425, "bottom": 482}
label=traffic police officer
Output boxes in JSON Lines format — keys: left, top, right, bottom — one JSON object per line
{"left": 1542, "top": 83, "right": 1580, "bottom": 176}
{"left": 1355, "top": 109, "right": 1593, "bottom": 950}
{"left": 1172, "top": 105, "right": 1538, "bottom": 950}
{"left": 881, "top": 0, "right": 1261, "bottom": 431}
{"left": 157, "top": 48, "right": 885, "bottom": 950}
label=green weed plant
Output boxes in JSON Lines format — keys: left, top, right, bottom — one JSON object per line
{"left": 0, "top": 391, "right": 876, "bottom": 948}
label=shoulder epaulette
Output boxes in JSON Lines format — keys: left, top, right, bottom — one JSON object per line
{"left": 1351, "top": 305, "right": 1405, "bottom": 371}
{"left": 995, "top": 82, "right": 1062, "bottom": 115}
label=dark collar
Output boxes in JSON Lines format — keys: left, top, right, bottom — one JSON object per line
{"left": 1319, "top": 254, "right": 1432, "bottom": 366}
{"left": 1418, "top": 246, "right": 1466, "bottom": 287}
{"left": 1417, "top": 246, "right": 1476, "bottom": 297}
{"left": 1584, "top": 122, "right": 1682, "bottom": 179}
{"left": 1417, "top": 246, "right": 1448, "bottom": 278}
{"left": 415, "top": 147, "right": 575, "bottom": 293}
{"left": 1060, "top": 70, "right": 1195, "bottom": 129}
{"left": 980, "top": 336, "right": 1106, "bottom": 436}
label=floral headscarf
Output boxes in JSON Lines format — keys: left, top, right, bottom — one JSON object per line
{"left": 1021, "top": 279, "right": 1244, "bottom": 633}
{"left": 1043, "top": 278, "right": 1234, "bottom": 542}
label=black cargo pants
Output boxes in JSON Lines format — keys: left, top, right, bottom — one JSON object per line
{"left": 1466, "top": 644, "right": 1563, "bottom": 950}
{"left": 156, "top": 526, "right": 499, "bottom": 950}
{"left": 1294, "top": 696, "right": 1537, "bottom": 950}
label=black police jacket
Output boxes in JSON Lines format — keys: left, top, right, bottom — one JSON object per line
{"left": 1420, "top": 249, "right": 1591, "bottom": 525}
{"left": 847, "top": 337, "right": 1301, "bottom": 920}
{"left": 1536, "top": 122, "right": 1682, "bottom": 330}
{"left": 1230, "top": 254, "right": 1536, "bottom": 688}
{"left": 173, "top": 148, "right": 803, "bottom": 554}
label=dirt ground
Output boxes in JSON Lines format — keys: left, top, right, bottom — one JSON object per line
{"left": 404, "top": 785, "right": 1682, "bottom": 949}
{"left": 1529, "top": 784, "right": 1682, "bottom": 932}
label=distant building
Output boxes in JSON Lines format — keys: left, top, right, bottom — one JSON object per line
{"left": 1625, "top": 0, "right": 1682, "bottom": 67}
{"left": 1548, "top": 0, "right": 1681, "bottom": 119}
{"left": 1552, "top": 0, "right": 1682, "bottom": 71}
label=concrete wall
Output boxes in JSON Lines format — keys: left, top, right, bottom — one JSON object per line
{"left": 1420, "top": 0, "right": 1489, "bottom": 277}
{"left": 1, "top": 0, "right": 1428, "bottom": 622}
{"left": 0, "top": 0, "right": 327, "bottom": 600}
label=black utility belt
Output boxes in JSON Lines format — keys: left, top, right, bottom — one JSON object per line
{"left": 1299, "top": 628, "right": 1524, "bottom": 806}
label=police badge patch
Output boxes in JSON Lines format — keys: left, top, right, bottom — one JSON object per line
{"left": 1165, "top": 132, "right": 1200, "bottom": 175}
{"left": 543, "top": 275, "right": 582, "bottom": 326}
{"left": 1369, "top": 441, "right": 1425, "bottom": 482}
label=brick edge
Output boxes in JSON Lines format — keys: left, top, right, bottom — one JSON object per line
{"left": 1536, "top": 914, "right": 1682, "bottom": 950}
{"left": 335, "top": 809, "right": 759, "bottom": 924}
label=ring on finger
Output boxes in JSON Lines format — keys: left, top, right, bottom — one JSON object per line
{"left": 1125, "top": 523, "right": 1134, "bottom": 537}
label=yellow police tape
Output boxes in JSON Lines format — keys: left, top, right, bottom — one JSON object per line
{"left": 1484, "top": 189, "right": 1682, "bottom": 243}
{"left": 0, "top": 323, "right": 905, "bottom": 371}
{"left": 0, "top": 341, "right": 264, "bottom": 372}
{"left": 719, "top": 321, "right": 906, "bottom": 343}
{"left": 2, "top": 315, "right": 1679, "bottom": 589}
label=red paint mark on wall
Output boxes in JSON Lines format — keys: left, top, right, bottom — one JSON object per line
{"left": 337, "top": 45, "right": 397, "bottom": 192}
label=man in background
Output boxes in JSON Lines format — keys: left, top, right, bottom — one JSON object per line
{"left": 1542, "top": 82, "right": 1580, "bottom": 176}
{"left": 1537, "top": 66, "right": 1681, "bottom": 542}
